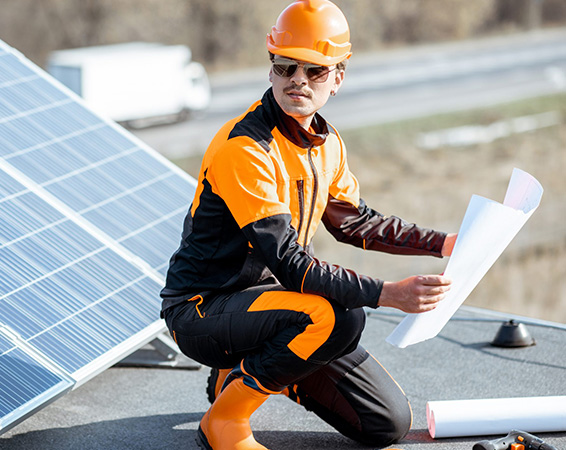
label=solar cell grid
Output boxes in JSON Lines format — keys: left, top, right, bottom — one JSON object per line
{"left": 0, "top": 167, "right": 168, "bottom": 368}
{"left": 0, "top": 172, "right": 25, "bottom": 197}
{"left": 0, "top": 328, "right": 73, "bottom": 432}
{"left": 0, "top": 50, "right": 36, "bottom": 85}
{"left": 0, "top": 45, "right": 194, "bottom": 271}
{"left": 0, "top": 39, "right": 197, "bottom": 434}
{"left": 0, "top": 102, "right": 192, "bottom": 268}
{"left": 0, "top": 194, "right": 157, "bottom": 342}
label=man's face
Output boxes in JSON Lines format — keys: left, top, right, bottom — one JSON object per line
{"left": 269, "top": 56, "right": 344, "bottom": 129}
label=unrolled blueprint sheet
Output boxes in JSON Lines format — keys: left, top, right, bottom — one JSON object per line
{"left": 386, "top": 168, "right": 543, "bottom": 348}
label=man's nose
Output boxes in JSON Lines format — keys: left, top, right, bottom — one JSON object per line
{"left": 289, "top": 64, "right": 308, "bottom": 84}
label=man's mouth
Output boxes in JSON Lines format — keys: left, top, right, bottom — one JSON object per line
{"left": 285, "top": 88, "right": 310, "bottom": 100}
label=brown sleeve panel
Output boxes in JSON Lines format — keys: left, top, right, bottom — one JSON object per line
{"left": 322, "top": 197, "right": 446, "bottom": 258}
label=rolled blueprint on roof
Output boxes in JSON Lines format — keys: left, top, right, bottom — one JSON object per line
{"left": 386, "top": 168, "right": 543, "bottom": 348}
{"left": 427, "top": 396, "right": 566, "bottom": 438}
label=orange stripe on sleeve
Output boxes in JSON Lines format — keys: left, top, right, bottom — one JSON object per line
{"left": 301, "top": 260, "right": 314, "bottom": 293}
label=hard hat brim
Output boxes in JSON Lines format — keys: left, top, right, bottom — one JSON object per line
{"left": 267, "top": 42, "right": 351, "bottom": 66}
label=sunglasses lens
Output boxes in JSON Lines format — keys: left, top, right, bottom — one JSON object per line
{"left": 305, "top": 65, "right": 330, "bottom": 82}
{"left": 272, "top": 61, "right": 298, "bottom": 78}
{"left": 272, "top": 59, "right": 333, "bottom": 83}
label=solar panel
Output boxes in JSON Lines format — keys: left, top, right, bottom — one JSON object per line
{"left": 0, "top": 40, "right": 196, "bottom": 434}
{"left": 0, "top": 325, "right": 73, "bottom": 432}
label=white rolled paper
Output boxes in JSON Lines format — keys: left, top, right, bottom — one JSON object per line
{"left": 426, "top": 396, "right": 566, "bottom": 438}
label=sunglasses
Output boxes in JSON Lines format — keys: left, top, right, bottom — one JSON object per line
{"left": 272, "top": 58, "right": 335, "bottom": 83}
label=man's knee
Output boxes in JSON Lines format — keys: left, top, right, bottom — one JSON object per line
{"left": 333, "top": 347, "right": 412, "bottom": 446}
{"left": 386, "top": 400, "right": 412, "bottom": 444}
{"left": 280, "top": 294, "right": 365, "bottom": 362}
{"left": 330, "top": 306, "right": 366, "bottom": 353}
{"left": 359, "top": 398, "right": 412, "bottom": 446}
{"left": 353, "top": 352, "right": 412, "bottom": 446}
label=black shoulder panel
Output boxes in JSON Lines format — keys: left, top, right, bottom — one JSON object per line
{"left": 228, "top": 90, "right": 277, "bottom": 153}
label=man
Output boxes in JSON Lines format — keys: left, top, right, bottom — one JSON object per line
{"left": 161, "top": 1, "right": 456, "bottom": 449}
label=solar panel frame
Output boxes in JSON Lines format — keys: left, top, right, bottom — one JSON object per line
{"left": 0, "top": 39, "right": 197, "bottom": 434}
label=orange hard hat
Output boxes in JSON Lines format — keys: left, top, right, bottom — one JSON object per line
{"left": 266, "top": 0, "right": 352, "bottom": 66}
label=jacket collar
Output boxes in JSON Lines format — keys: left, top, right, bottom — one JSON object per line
{"left": 263, "top": 88, "right": 329, "bottom": 149}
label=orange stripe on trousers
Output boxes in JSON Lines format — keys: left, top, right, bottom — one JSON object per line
{"left": 247, "top": 290, "right": 335, "bottom": 360}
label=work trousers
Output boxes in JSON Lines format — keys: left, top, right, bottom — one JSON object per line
{"left": 163, "top": 282, "right": 412, "bottom": 447}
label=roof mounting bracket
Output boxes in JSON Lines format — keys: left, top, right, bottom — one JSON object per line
{"left": 115, "top": 332, "right": 201, "bottom": 370}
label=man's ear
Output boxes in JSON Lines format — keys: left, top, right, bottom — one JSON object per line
{"left": 333, "top": 69, "right": 345, "bottom": 94}
{"left": 269, "top": 68, "right": 273, "bottom": 83}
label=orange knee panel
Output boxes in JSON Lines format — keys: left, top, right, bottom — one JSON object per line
{"left": 247, "top": 290, "right": 335, "bottom": 360}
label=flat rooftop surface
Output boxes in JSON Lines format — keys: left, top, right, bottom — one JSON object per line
{"left": 1, "top": 306, "right": 565, "bottom": 450}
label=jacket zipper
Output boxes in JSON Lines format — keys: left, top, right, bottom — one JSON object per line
{"left": 303, "top": 146, "right": 318, "bottom": 249}
{"left": 296, "top": 179, "right": 305, "bottom": 240}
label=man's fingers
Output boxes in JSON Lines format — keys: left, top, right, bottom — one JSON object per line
{"left": 417, "top": 301, "right": 440, "bottom": 312}
{"left": 429, "top": 285, "right": 451, "bottom": 295}
{"left": 422, "top": 293, "right": 444, "bottom": 304}
{"left": 414, "top": 283, "right": 451, "bottom": 297}
{"left": 418, "top": 275, "right": 452, "bottom": 286}
{"left": 419, "top": 285, "right": 451, "bottom": 304}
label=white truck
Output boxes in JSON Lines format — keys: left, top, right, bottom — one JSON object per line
{"left": 47, "top": 42, "right": 211, "bottom": 126}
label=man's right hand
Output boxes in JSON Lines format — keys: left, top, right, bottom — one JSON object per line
{"left": 379, "top": 275, "right": 452, "bottom": 313}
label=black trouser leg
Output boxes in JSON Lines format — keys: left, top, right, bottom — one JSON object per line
{"left": 293, "top": 345, "right": 412, "bottom": 448}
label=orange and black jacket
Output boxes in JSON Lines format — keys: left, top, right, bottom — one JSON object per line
{"left": 161, "top": 88, "right": 446, "bottom": 312}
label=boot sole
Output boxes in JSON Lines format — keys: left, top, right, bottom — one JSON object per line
{"left": 196, "top": 425, "right": 213, "bottom": 450}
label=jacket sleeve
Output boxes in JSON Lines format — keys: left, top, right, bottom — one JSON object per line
{"left": 243, "top": 214, "right": 382, "bottom": 309}
{"left": 322, "top": 196, "right": 447, "bottom": 257}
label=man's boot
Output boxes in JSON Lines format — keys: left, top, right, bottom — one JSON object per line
{"left": 198, "top": 376, "right": 270, "bottom": 450}
{"left": 207, "top": 368, "right": 300, "bottom": 405}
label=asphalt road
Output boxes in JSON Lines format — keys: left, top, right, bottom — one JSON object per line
{"left": 131, "top": 28, "right": 566, "bottom": 159}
